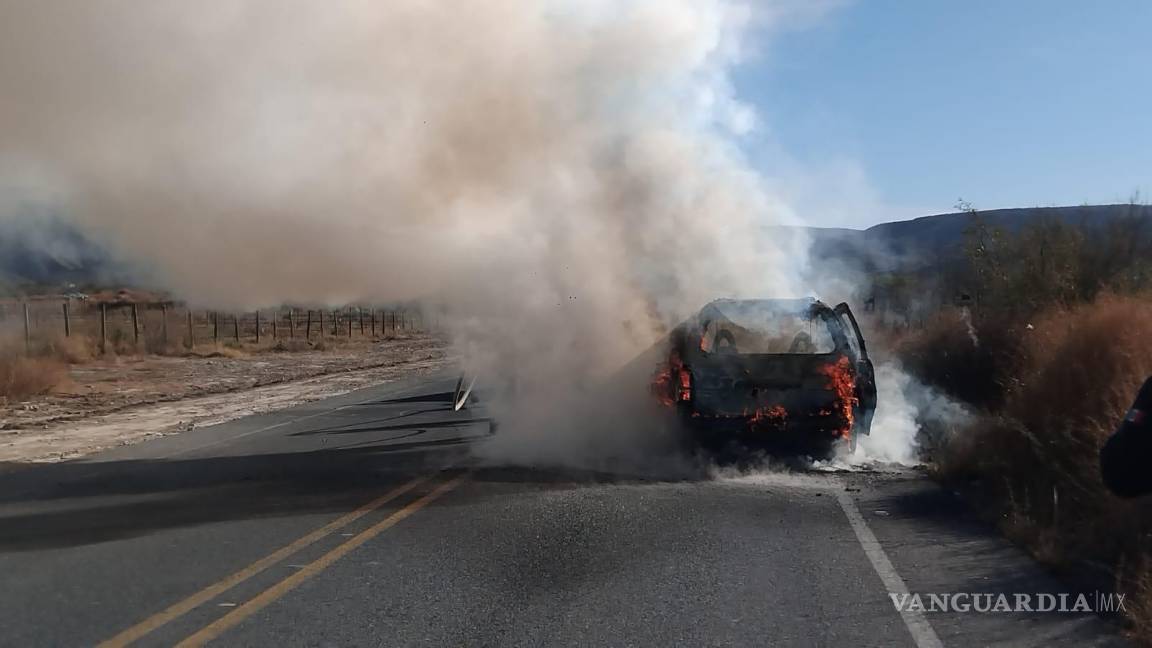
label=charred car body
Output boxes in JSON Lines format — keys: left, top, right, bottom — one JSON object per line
{"left": 653, "top": 298, "right": 877, "bottom": 458}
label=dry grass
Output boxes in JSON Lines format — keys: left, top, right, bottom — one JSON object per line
{"left": 8, "top": 326, "right": 403, "bottom": 362}
{"left": 0, "top": 353, "right": 69, "bottom": 403}
{"left": 895, "top": 307, "right": 1024, "bottom": 409}
{"left": 1124, "top": 562, "right": 1152, "bottom": 642}
{"left": 269, "top": 339, "right": 320, "bottom": 353}
{"left": 912, "top": 294, "right": 1152, "bottom": 641}
{"left": 0, "top": 323, "right": 430, "bottom": 406}
{"left": 32, "top": 335, "right": 97, "bottom": 363}
{"left": 0, "top": 335, "right": 80, "bottom": 403}
{"left": 1011, "top": 295, "right": 1152, "bottom": 436}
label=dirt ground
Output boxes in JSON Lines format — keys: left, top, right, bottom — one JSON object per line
{"left": 0, "top": 333, "right": 451, "bottom": 465}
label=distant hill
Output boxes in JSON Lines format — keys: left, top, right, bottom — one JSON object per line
{"left": 3, "top": 203, "right": 1150, "bottom": 295}
{"left": 807, "top": 204, "right": 1152, "bottom": 273}
{"left": 0, "top": 215, "right": 119, "bottom": 294}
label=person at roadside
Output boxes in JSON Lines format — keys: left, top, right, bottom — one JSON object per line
{"left": 1101, "top": 376, "right": 1152, "bottom": 498}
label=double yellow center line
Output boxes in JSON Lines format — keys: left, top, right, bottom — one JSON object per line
{"left": 99, "top": 470, "right": 469, "bottom": 648}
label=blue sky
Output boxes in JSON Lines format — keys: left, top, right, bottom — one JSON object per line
{"left": 735, "top": 1, "right": 1152, "bottom": 228}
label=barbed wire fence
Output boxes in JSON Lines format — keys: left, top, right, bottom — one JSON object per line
{"left": 0, "top": 300, "right": 428, "bottom": 356}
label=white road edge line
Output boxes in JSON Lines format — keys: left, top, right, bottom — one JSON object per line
{"left": 836, "top": 488, "right": 945, "bottom": 648}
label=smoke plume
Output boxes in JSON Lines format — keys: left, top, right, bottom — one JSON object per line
{"left": 0, "top": 1, "right": 897, "bottom": 467}
{"left": 0, "top": 0, "right": 815, "bottom": 303}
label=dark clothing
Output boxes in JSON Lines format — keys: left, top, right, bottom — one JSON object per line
{"left": 1101, "top": 376, "right": 1152, "bottom": 498}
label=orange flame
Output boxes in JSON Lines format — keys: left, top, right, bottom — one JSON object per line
{"left": 652, "top": 352, "right": 690, "bottom": 407}
{"left": 749, "top": 404, "right": 788, "bottom": 423}
{"left": 819, "top": 356, "right": 858, "bottom": 438}
{"left": 741, "top": 403, "right": 788, "bottom": 432}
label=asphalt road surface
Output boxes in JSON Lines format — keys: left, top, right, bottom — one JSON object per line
{"left": 0, "top": 374, "right": 1131, "bottom": 647}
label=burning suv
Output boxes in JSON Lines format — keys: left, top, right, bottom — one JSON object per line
{"left": 653, "top": 298, "right": 876, "bottom": 458}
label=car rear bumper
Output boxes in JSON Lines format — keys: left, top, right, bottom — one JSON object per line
{"left": 682, "top": 407, "right": 849, "bottom": 454}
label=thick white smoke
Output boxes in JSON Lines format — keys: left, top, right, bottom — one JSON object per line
{"left": 839, "top": 362, "right": 972, "bottom": 468}
{"left": 4, "top": 1, "right": 942, "bottom": 470}
{"left": 0, "top": 1, "right": 817, "bottom": 459}
{"left": 0, "top": 0, "right": 816, "bottom": 307}
{"left": 852, "top": 363, "right": 921, "bottom": 465}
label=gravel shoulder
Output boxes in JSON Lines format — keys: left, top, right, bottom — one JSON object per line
{"left": 0, "top": 334, "right": 451, "bottom": 465}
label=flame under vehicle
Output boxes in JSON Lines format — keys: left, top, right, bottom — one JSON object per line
{"left": 653, "top": 298, "right": 877, "bottom": 458}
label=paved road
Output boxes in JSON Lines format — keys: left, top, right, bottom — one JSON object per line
{"left": 0, "top": 374, "right": 1130, "bottom": 647}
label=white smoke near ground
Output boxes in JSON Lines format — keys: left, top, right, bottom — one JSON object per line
{"left": 851, "top": 363, "right": 921, "bottom": 465}
{"left": 834, "top": 361, "right": 972, "bottom": 469}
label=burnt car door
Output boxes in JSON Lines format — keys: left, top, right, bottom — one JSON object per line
{"left": 833, "top": 302, "right": 877, "bottom": 435}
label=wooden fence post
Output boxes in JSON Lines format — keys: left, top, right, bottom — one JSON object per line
{"left": 131, "top": 304, "right": 140, "bottom": 345}
{"left": 347, "top": 309, "right": 353, "bottom": 337}
{"left": 213, "top": 311, "right": 219, "bottom": 344}
{"left": 160, "top": 304, "right": 168, "bottom": 346}
{"left": 371, "top": 310, "right": 377, "bottom": 336}
{"left": 306, "top": 310, "right": 313, "bottom": 340}
{"left": 62, "top": 301, "right": 71, "bottom": 338}
{"left": 289, "top": 309, "right": 296, "bottom": 338}
{"left": 100, "top": 303, "right": 108, "bottom": 354}
{"left": 233, "top": 314, "right": 240, "bottom": 343}
{"left": 359, "top": 308, "right": 365, "bottom": 336}
{"left": 187, "top": 310, "right": 195, "bottom": 348}
{"left": 272, "top": 316, "right": 278, "bottom": 340}
{"left": 255, "top": 310, "right": 260, "bottom": 344}
{"left": 23, "top": 303, "right": 30, "bottom": 354}
{"left": 319, "top": 310, "right": 325, "bottom": 337}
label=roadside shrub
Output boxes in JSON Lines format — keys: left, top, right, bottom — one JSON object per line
{"left": 1125, "top": 562, "right": 1152, "bottom": 643}
{"left": 914, "top": 294, "right": 1152, "bottom": 640}
{"left": 1010, "top": 295, "right": 1152, "bottom": 441}
{"left": 270, "top": 339, "right": 313, "bottom": 353}
{"left": 0, "top": 353, "right": 69, "bottom": 402}
{"left": 897, "top": 308, "right": 1023, "bottom": 409}
{"left": 33, "top": 335, "right": 97, "bottom": 363}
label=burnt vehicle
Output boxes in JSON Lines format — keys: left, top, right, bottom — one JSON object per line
{"left": 653, "top": 298, "right": 877, "bottom": 458}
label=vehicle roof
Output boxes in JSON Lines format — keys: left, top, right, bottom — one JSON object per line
{"left": 700, "top": 297, "right": 831, "bottom": 316}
